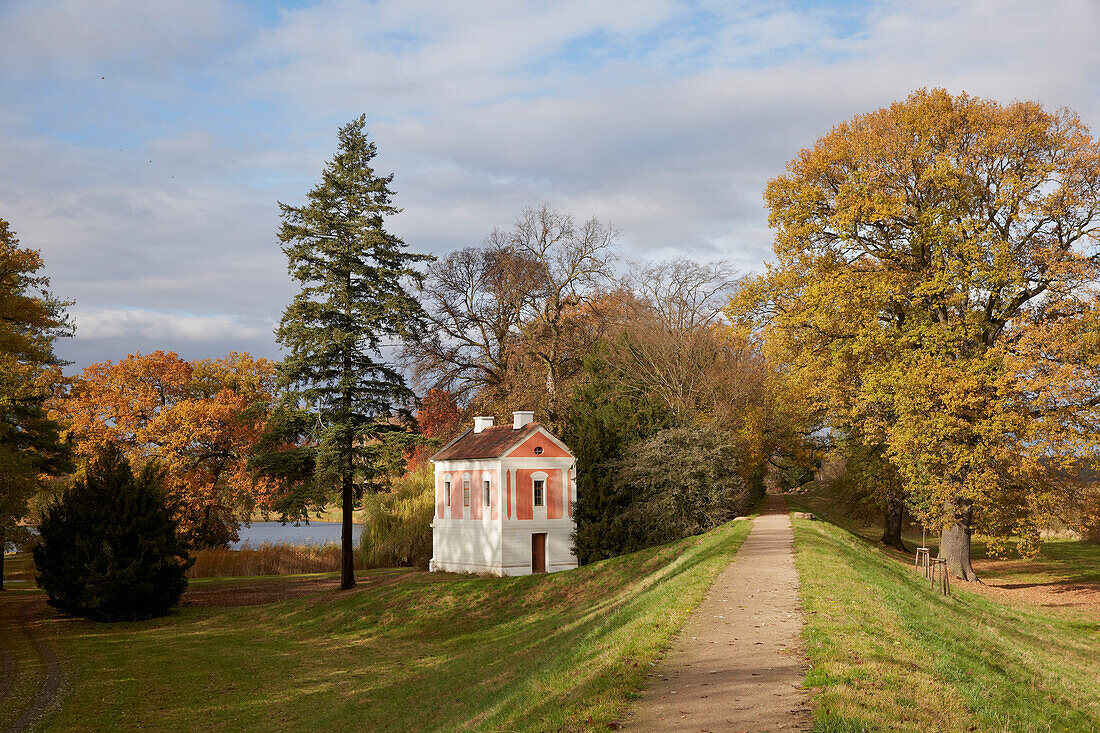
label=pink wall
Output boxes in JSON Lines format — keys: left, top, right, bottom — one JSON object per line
{"left": 516, "top": 468, "right": 535, "bottom": 520}
{"left": 509, "top": 433, "right": 571, "bottom": 458}
{"left": 547, "top": 469, "right": 563, "bottom": 520}
{"left": 452, "top": 474, "right": 464, "bottom": 520}
{"left": 470, "top": 471, "right": 482, "bottom": 520}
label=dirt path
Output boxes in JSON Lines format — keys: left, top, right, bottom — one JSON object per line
{"left": 627, "top": 497, "right": 811, "bottom": 732}
{"left": 0, "top": 594, "right": 64, "bottom": 733}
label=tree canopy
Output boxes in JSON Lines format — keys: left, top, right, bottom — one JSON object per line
{"left": 56, "top": 350, "right": 280, "bottom": 547}
{"left": 0, "top": 217, "right": 71, "bottom": 590}
{"left": 731, "top": 88, "right": 1100, "bottom": 578}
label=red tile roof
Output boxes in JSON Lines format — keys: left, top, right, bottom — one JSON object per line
{"left": 431, "top": 423, "right": 542, "bottom": 461}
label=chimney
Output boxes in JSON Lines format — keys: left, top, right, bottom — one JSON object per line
{"left": 473, "top": 416, "right": 495, "bottom": 434}
{"left": 512, "top": 411, "right": 534, "bottom": 430}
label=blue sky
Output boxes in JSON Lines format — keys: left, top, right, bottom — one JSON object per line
{"left": 2, "top": 0, "right": 1099, "bottom": 370}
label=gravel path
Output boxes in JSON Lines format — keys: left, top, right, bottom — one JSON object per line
{"left": 627, "top": 496, "right": 811, "bottom": 732}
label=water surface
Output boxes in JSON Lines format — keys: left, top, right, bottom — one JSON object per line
{"left": 231, "top": 521, "right": 364, "bottom": 549}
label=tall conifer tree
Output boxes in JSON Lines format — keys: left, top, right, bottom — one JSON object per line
{"left": 274, "top": 116, "right": 430, "bottom": 590}
{"left": 0, "top": 218, "right": 71, "bottom": 590}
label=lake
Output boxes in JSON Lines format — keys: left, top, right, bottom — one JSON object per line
{"left": 2, "top": 521, "right": 364, "bottom": 554}
{"left": 231, "top": 521, "right": 364, "bottom": 549}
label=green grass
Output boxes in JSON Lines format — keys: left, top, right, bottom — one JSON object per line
{"left": 12, "top": 521, "right": 750, "bottom": 732}
{"left": 794, "top": 516, "right": 1100, "bottom": 732}
{"left": 2, "top": 551, "right": 35, "bottom": 587}
{"left": 790, "top": 484, "right": 1100, "bottom": 589}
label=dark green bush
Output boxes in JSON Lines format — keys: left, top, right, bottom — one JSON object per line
{"left": 33, "top": 445, "right": 192, "bottom": 621}
{"left": 564, "top": 347, "right": 673, "bottom": 564}
{"left": 613, "top": 425, "right": 753, "bottom": 553}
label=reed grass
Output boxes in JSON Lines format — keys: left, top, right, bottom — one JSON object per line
{"left": 188, "top": 542, "right": 362, "bottom": 578}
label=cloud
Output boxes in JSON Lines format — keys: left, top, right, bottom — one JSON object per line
{"left": 0, "top": 0, "right": 243, "bottom": 78}
{"left": 58, "top": 308, "right": 278, "bottom": 369}
{"left": 72, "top": 308, "right": 270, "bottom": 343}
{"left": 3, "top": 0, "right": 1100, "bottom": 369}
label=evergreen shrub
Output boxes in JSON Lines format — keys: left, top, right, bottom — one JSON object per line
{"left": 33, "top": 444, "right": 192, "bottom": 621}
{"left": 614, "top": 425, "right": 753, "bottom": 552}
{"left": 564, "top": 348, "right": 673, "bottom": 564}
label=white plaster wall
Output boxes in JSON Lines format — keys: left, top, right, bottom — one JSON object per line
{"left": 500, "top": 523, "right": 578, "bottom": 575}
{"left": 430, "top": 518, "right": 503, "bottom": 573}
{"left": 431, "top": 458, "right": 503, "bottom": 573}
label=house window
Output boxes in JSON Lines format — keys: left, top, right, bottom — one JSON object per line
{"left": 484, "top": 480, "right": 491, "bottom": 508}
{"left": 534, "top": 479, "right": 545, "bottom": 507}
{"left": 444, "top": 480, "right": 450, "bottom": 506}
{"left": 533, "top": 446, "right": 544, "bottom": 455}
{"left": 463, "top": 479, "right": 470, "bottom": 507}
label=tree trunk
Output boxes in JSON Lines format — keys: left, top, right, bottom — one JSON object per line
{"left": 341, "top": 468, "right": 355, "bottom": 590}
{"left": 0, "top": 527, "right": 6, "bottom": 591}
{"left": 938, "top": 496, "right": 978, "bottom": 581}
{"left": 340, "top": 329, "right": 356, "bottom": 591}
{"left": 880, "top": 498, "right": 908, "bottom": 552}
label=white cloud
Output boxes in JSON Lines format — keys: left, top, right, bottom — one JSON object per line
{"left": 0, "top": 0, "right": 242, "bottom": 78}
{"left": 3, "top": 0, "right": 1100, "bottom": 368}
{"left": 72, "top": 308, "right": 270, "bottom": 343}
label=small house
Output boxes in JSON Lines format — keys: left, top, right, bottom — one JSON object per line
{"left": 429, "top": 411, "right": 578, "bottom": 575}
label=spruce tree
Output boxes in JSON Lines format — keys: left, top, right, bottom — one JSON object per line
{"left": 273, "top": 116, "right": 430, "bottom": 590}
{"left": 34, "top": 444, "right": 191, "bottom": 621}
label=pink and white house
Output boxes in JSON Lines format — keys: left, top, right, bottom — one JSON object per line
{"left": 429, "top": 411, "right": 578, "bottom": 575}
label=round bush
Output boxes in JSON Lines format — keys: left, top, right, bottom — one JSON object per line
{"left": 33, "top": 445, "right": 193, "bottom": 621}
{"left": 614, "top": 425, "right": 755, "bottom": 552}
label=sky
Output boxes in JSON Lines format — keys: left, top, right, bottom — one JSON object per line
{"left": 3, "top": 0, "right": 1099, "bottom": 371}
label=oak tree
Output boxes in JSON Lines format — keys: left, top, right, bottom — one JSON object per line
{"left": 735, "top": 89, "right": 1100, "bottom": 579}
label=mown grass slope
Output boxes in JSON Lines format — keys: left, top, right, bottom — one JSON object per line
{"left": 23, "top": 520, "right": 750, "bottom": 732}
{"left": 794, "top": 516, "right": 1100, "bottom": 733}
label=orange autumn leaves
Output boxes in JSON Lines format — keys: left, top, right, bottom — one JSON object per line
{"left": 53, "top": 351, "right": 280, "bottom": 545}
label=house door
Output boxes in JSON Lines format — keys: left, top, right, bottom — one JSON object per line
{"left": 531, "top": 533, "right": 547, "bottom": 573}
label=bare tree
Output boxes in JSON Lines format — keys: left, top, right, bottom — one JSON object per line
{"left": 509, "top": 205, "right": 619, "bottom": 410}
{"left": 628, "top": 258, "right": 739, "bottom": 332}
{"left": 408, "top": 204, "right": 619, "bottom": 418}
{"left": 613, "top": 258, "right": 743, "bottom": 415}
{"left": 404, "top": 242, "right": 536, "bottom": 403}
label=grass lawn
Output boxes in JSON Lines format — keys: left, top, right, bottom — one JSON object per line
{"left": 7, "top": 520, "right": 750, "bottom": 732}
{"left": 791, "top": 483, "right": 1100, "bottom": 591}
{"left": 794, "top": 516, "right": 1100, "bottom": 732}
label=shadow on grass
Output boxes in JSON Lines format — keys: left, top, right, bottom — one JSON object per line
{"left": 37, "top": 521, "right": 752, "bottom": 733}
